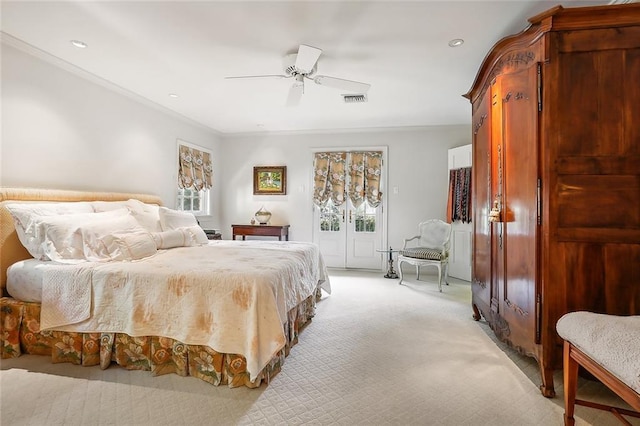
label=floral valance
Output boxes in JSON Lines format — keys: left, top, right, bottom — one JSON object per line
{"left": 312, "top": 151, "right": 383, "bottom": 208}
{"left": 347, "top": 151, "right": 383, "bottom": 208}
{"left": 313, "top": 152, "right": 347, "bottom": 207}
{"left": 178, "top": 144, "right": 213, "bottom": 191}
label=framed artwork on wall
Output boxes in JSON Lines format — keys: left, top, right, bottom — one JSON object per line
{"left": 253, "top": 166, "right": 287, "bottom": 195}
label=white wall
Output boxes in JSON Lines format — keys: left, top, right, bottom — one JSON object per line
{"left": 1, "top": 44, "right": 222, "bottom": 222}
{"left": 1, "top": 43, "right": 472, "bottom": 252}
{"left": 220, "top": 126, "right": 471, "bottom": 249}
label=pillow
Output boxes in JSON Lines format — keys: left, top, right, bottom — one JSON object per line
{"left": 151, "top": 225, "right": 209, "bottom": 249}
{"left": 159, "top": 207, "right": 198, "bottom": 231}
{"left": 6, "top": 202, "right": 95, "bottom": 259}
{"left": 84, "top": 230, "right": 157, "bottom": 261}
{"left": 40, "top": 209, "right": 131, "bottom": 263}
{"left": 187, "top": 225, "right": 209, "bottom": 245}
{"left": 91, "top": 201, "right": 129, "bottom": 212}
{"left": 125, "top": 199, "right": 162, "bottom": 232}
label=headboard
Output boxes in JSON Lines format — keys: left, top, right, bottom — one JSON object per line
{"left": 0, "top": 188, "right": 163, "bottom": 296}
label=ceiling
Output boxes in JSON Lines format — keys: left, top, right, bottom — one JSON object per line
{"left": 1, "top": 0, "right": 614, "bottom": 134}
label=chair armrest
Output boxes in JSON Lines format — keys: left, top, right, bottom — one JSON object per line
{"left": 402, "top": 236, "right": 420, "bottom": 249}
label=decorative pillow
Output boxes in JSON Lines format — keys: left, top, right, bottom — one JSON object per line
{"left": 400, "top": 247, "right": 445, "bottom": 260}
{"left": 159, "top": 207, "right": 198, "bottom": 231}
{"left": 152, "top": 229, "right": 193, "bottom": 249}
{"left": 41, "top": 209, "right": 132, "bottom": 263}
{"left": 185, "top": 225, "right": 209, "bottom": 245}
{"left": 84, "top": 230, "right": 157, "bottom": 261}
{"left": 151, "top": 225, "right": 209, "bottom": 249}
{"left": 6, "top": 202, "right": 95, "bottom": 259}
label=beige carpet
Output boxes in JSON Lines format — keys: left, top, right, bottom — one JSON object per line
{"left": 1, "top": 269, "right": 638, "bottom": 425}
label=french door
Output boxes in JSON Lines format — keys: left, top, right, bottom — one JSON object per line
{"left": 311, "top": 148, "right": 386, "bottom": 270}
{"left": 313, "top": 199, "right": 383, "bottom": 269}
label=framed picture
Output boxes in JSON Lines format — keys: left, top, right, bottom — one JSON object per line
{"left": 253, "top": 166, "right": 287, "bottom": 195}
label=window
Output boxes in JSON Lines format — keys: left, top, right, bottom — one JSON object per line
{"left": 176, "top": 139, "right": 213, "bottom": 215}
{"left": 354, "top": 201, "right": 376, "bottom": 232}
{"left": 177, "top": 188, "right": 209, "bottom": 215}
{"left": 319, "top": 199, "right": 341, "bottom": 232}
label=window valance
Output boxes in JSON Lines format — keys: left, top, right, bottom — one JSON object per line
{"left": 313, "top": 152, "right": 347, "bottom": 207}
{"left": 312, "top": 151, "right": 383, "bottom": 208}
{"left": 178, "top": 143, "right": 213, "bottom": 191}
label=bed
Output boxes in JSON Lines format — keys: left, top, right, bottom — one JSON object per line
{"left": 0, "top": 187, "right": 330, "bottom": 388}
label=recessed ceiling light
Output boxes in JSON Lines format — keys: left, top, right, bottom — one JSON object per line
{"left": 448, "top": 38, "right": 464, "bottom": 47}
{"left": 70, "top": 40, "right": 87, "bottom": 49}
{"left": 168, "top": 93, "right": 179, "bottom": 98}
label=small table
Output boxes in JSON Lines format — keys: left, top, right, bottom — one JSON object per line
{"left": 232, "top": 224, "right": 290, "bottom": 241}
{"left": 377, "top": 247, "right": 399, "bottom": 279}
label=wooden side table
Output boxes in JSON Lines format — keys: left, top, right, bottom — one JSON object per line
{"left": 232, "top": 224, "right": 290, "bottom": 241}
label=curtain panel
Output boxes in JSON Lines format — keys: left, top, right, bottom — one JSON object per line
{"left": 178, "top": 144, "right": 213, "bottom": 191}
{"left": 347, "top": 151, "right": 383, "bottom": 208}
{"left": 313, "top": 151, "right": 383, "bottom": 208}
{"left": 446, "top": 167, "right": 472, "bottom": 223}
{"left": 312, "top": 152, "right": 347, "bottom": 207}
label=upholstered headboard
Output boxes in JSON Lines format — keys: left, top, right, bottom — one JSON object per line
{"left": 0, "top": 188, "right": 163, "bottom": 296}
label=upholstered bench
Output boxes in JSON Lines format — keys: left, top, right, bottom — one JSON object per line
{"left": 556, "top": 312, "right": 640, "bottom": 425}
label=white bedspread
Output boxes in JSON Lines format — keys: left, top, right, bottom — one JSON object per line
{"left": 39, "top": 240, "right": 329, "bottom": 380}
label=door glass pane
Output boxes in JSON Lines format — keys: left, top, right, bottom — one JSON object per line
{"left": 355, "top": 201, "right": 376, "bottom": 233}
{"left": 319, "top": 200, "right": 341, "bottom": 232}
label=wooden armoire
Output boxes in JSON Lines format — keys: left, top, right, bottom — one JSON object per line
{"left": 464, "top": 4, "right": 640, "bottom": 397}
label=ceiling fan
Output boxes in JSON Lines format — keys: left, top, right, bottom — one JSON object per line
{"left": 225, "top": 44, "right": 371, "bottom": 106}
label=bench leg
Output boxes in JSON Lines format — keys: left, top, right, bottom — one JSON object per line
{"left": 563, "top": 341, "right": 578, "bottom": 426}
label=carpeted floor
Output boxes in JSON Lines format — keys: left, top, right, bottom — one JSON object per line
{"left": 1, "top": 269, "right": 637, "bottom": 425}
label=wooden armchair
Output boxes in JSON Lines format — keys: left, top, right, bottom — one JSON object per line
{"left": 397, "top": 219, "right": 452, "bottom": 292}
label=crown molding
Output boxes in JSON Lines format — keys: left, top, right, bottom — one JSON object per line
{"left": 1, "top": 31, "right": 222, "bottom": 136}
{"left": 222, "top": 123, "right": 470, "bottom": 138}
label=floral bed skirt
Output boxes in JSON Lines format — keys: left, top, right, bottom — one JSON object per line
{"left": 0, "top": 292, "right": 317, "bottom": 388}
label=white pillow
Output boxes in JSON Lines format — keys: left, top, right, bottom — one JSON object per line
{"left": 91, "top": 201, "right": 128, "bottom": 212}
{"left": 151, "top": 225, "right": 209, "bottom": 249}
{"left": 6, "top": 202, "right": 95, "bottom": 259}
{"left": 92, "top": 199, "right": 162, "bottom": 232}
{"left": 83, "top": 230, "right": 157, "bottom": 261}
{"left": 125, "top": 199, "right": 162, "bottom": 232}
{"left": 152, "top": 229, "right": 193, "bottom": 249}
{"left": 186, "top": 225, "right": 209, "bottom": 245}
{"left": 159, "top": 207, "right": 198, "bottom": 230}
{"left": 40, "top": 209, "right": 131, "bottom": 263}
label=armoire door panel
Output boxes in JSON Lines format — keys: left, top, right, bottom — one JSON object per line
{"left": 555, "top": 45, "right": 640, "bottom": 157}
{"left": 498, "top": 65, "right": 539, "bottom": 350}
{"left": 472, "top": 90, "right": 493, "bottom": 318}
{"left": 557, "top": 175, "right": 640, "bottom": 230}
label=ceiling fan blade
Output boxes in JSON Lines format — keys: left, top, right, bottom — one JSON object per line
{"left": 225, "top": 74, "right": 289, "bottom": 80}
{"left": 295, "top": 44, "right": 322, "bottom": 74}
{"left": 313, "top": 75, "right": 371, "bottom": 93}
{"left": 286, "top": 76, "right": 304, "bottom": 107}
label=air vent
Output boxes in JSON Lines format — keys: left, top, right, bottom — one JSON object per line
{"left": 342, "top": 94, "right": 367, "bottom": 103}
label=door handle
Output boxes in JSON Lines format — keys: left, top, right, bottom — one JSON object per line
{"left": 349, "top": 210, "right": 352, "bottom": 223}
